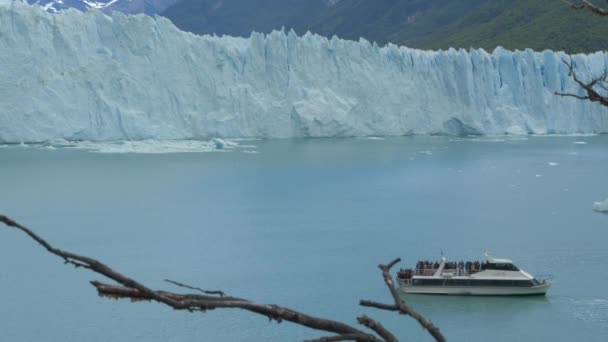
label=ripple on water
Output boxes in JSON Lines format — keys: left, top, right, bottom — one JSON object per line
{"left": 560, "top": 297, "right": 608, "bottom": 327}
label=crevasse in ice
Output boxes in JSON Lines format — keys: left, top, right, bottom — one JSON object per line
{"left": 1, "top": 2, "right": 607, "bottom": 142}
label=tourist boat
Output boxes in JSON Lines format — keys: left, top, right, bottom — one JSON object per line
{"left": 396, "top": 254, "right": 551, "bottom": 296}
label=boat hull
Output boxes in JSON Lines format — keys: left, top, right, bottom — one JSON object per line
{"left": 399, "top": 282, "right": 551, "bottom": 296}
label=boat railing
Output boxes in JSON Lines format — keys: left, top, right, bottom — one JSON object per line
{"left": 397, "top": 278, "right": 412, "bottom": 287}
{"left": 414, "top": 268, "right": 482, "bottom": 276}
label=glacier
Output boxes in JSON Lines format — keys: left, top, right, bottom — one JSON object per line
{"left": 1, "top": 2, "right": 608, "bottom": 143}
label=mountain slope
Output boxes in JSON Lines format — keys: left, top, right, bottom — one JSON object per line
{"left": 161, "top": 0, "right": 332, "bottom": 37}
{"left": 306, "top": 0, "right": 490, "bottom": 48}
{"left": 161, "top": 0, "right": 486, "bottom": 41}
{"left": 162, "top": 0, "right": 608, "bottom": 53}
{"left": 416, "top": 0, "right": 608, "bottom": 53}
{"left": 104, "top": 0, "right": 180, "bottom": 15}
{"left": 17, "top": 0, "right": 179, "bottom": 14}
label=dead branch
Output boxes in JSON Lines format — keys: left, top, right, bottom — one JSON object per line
{"left": 561, "top": 0, "right": 608, "bottom": 16}
{"left": 306, "top": 334, "right": 367, "bottom": 342}
{"left": 90, "top": 281, "right": 245, "bottom": 303}
{"left": 164, "top": 279, "right": 226, "bottom": 297}
{"left": 0, "top": 215, "right": 443, "bottom": 342}
{"left": 360, "top": 300, "right": 398, "bottom": 311}
{"left": 357, "top": 315, "right": 398, "bottom": 342}
{"left": 360, "top": 258, "right": 446, "bottom": 342}
{"left": 555, "top": 58, "right": 608, "bottom": 107}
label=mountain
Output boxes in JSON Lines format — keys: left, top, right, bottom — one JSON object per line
{"left": 306, "top": 0, "right": 491, "bottom": 49}
{"left": 161, "top": 0, "right": 334, "bottom": 38}
{"left": 16, "top": 0, "right": 179, "bottom": 14}
{"left": 162, "top": 0, "right": 608, "bottom": 53}
{"left": 414, "top": 0, "right": 608, "bottom": 53}
{"left": 101, "top": 0, "right": 181, "bottom": 15}
{"left": 162, "top": 0, "right": 488, "bottom": 43}
{"left": 2, "top": 3, "right": 607, "bottom": 143}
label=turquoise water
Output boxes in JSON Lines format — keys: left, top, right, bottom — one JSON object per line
{"left": 1, "top": 136, "right": 607, "bottom": 341}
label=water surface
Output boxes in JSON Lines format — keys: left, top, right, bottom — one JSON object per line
{"left": 1, "top": 136, "right": 607, "bottom": 341}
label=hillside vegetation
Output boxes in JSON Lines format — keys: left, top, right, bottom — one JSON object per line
{"left": 417, "top": 0, "right": 608, "bottom": 53}
{"left": 161, "top": 0, "right": 330, "bottom": 37}
{"left": 162, "top": 0, "right": 608, "bottom": 53}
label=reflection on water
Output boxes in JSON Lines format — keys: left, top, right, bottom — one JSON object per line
{"left": 403, "top": 293, "right": 550, "bottom": 316}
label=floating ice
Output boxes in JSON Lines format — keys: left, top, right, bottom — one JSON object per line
{"left": 73, "top": 140, "right": 223, "bottom": 154}
{"left": 211, "top": 138, "right": 238, "bottom": 150}
{"left": 1, "top": 4, "right": 608, "bottom": 143}
{"left": 358, "top": 137, "right": 385, "bottom": 140}
{"left": 592, "top": 199, "right": 608, "bottom": 213}
{"left": 548, "top": 162, "right": 559, "bottom": 166}
{"left": 2, "top": 139, "right": 254, "bottom": 154}
{"left": 573, "top": 141, "right": 588, "bottom": 145}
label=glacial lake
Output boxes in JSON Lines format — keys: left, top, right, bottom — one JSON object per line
{"left": 1, "top": 136, "right": 607, "bottom": 342}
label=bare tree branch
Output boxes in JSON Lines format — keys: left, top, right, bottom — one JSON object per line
{"left": 360, "top": 258, "right": 446, "bottom": 342}
{"left": 561, "top": 0, "right": 608, "bottom": 16}
{"left": 164, "top": 279, "right": 226, "bottom": 297}
{"left": 0, "top": 215, "right": 444, "bottom": 342}
{"left": 555, "top": 58, "right": 608, "bottom": 107}
{"left": 0, "top": 215, "right": 189, "bottom": 309}
{"left": 90, "top": 281, "right": 245, "bottom": 303}
{"left": 357, "top": 315, "right": 398, "bottom": 342}
{"left": 0, "top": 215, "right": 381, "bottom": 341}
{"left": 359, "top": 300, "right": 398, "bottom": 311}
{"left": 554, "top": 92, "right": 591, "bottom": 100}
{"left": 305, "top": 334, "right": 367, "bottom": 342}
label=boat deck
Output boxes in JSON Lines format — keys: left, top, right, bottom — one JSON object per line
{"left": 414, "top": 268, "right": 482, "bottom": 277}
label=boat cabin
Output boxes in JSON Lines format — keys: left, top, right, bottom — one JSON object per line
{"left": 397, "top": 254, "right": 524, "bottom": 280}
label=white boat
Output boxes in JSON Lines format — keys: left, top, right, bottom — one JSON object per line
{"left": 397, "top": 254, "right": 551, "bottom": 296}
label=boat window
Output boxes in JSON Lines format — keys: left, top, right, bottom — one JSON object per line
{"left": 412, "top": 279, "right": 444, "bottom": 286}
{"left": 445, "top": 279, "right": 469, "bottom": 286}
{"left": 469, "top": 279, "right": 534, "bottom": 287}
{"left": 485, "top": 263, "right": 520, "bottom": 271}
{"left": 412, "top": 278, "right": 535, "bottom": 287}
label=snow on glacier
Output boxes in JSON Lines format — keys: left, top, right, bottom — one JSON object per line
{"left": 1, "top": 3, "right": 608, "bottom": 143}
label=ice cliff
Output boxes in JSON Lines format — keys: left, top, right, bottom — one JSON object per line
{"left": 1, "top": 3, "right": 608, "bottom": 142}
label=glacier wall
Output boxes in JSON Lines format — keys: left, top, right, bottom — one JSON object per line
{"left": 1, "top": 3, "right": 608, "bottom": 142}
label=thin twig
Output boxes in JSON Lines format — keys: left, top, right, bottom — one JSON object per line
{"left": 164, "top": 279, "right": 225, "bottom": 297}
